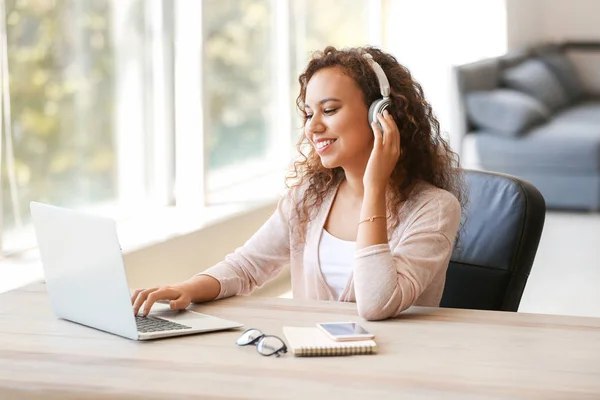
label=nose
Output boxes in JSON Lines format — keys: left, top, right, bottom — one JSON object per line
{"left": 305, "top": 113, "right": 325, "bottom": 135}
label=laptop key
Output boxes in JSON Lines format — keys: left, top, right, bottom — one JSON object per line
{"left": 135, "top": 315, "right": 192, "bottom": 333}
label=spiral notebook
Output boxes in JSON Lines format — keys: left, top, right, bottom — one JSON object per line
{"left": 282, "top": 326, "right": 377, "bottom": 357}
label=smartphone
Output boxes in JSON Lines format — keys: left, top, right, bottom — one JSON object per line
{"left": 317, "top": 322, "right": 375, "bottom": 342}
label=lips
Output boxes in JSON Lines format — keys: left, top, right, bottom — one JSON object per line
{"left": 313, "top": 138, "right": 337, "bottom": 154}
{"left": 315, "top": 139, "right": 336, "bottom": 150}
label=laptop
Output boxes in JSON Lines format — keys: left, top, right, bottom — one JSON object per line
{"left": 30, "top": 201, "right": 243, "bottom": 340}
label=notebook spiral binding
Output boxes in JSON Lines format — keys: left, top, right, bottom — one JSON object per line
{"left": 298, "top": 345, "right": 376, "bottom": 357}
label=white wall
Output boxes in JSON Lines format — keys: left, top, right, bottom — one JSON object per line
{"left": 385, "top": 0, "right": 507, "bottom": 150}
{"left": 506, "top": 0, "right": 600, "bottom": 49}
{"left": 505, "top": 0, "right": 544, "bottom": 49}
{"left": 540, "top": 0, "right": 600, "bottom": 42}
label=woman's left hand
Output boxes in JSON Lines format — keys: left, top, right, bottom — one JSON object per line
{"left": 363, "top": 109, "right": 401, "bottom": 191}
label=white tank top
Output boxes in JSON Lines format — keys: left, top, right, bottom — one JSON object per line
{"left": 318, "top": 229, "right": 355, "bottom": 298}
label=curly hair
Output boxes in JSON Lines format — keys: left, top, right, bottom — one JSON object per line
{"left": 286, "top": 45, "right": 467, "bottom": 243}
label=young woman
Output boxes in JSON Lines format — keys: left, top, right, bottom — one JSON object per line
{"left": 132, "top": 46, "right": 466, "bottom": 321}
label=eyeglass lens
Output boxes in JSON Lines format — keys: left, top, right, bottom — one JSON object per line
{"left": 236, "top": 328, "right": 264, "bottom": 346}
{"left": 256, "top": 336, "right": 287, "bottom": 357}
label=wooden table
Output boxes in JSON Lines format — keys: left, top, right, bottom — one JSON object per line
{"left": 1, "top": 283, "right": 600, "bottom": 399}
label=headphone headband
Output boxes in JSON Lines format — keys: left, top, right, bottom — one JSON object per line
{"left": 363, "top": 53, "right": 390, "bottom": 98}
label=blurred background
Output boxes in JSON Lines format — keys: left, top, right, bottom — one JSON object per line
{"left": 1, "top": 0, "right": 598, "bottom": 317}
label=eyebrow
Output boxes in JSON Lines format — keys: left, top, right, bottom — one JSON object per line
{"left": 303, "top": 97, "right": 342, "bottom": 109}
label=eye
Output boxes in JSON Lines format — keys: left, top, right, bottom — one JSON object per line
{"left": 304, "top": 113, "right": 313, "bottom": 121}
{"left": 324, "top": 108, "right": 339, "bottom": 115}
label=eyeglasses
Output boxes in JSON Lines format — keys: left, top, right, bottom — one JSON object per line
{"left": 236, "top": 328, "right": 288, "bottom": 357}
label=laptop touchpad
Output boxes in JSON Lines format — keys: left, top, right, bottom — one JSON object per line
{"left": 151, "top": 307, "right": 211, "bottom": 322}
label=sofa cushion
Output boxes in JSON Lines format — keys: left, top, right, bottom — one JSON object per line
{"left": 475, "top": 110, "right": 600, "bottom": 173}
{"left": 466, "top": 89, "right": 550, "bottom": 137}
{"left": 539, "top": 51, "right": 586, "bottom": 102}
{"left": 552, "top": 100, "right": 600, "bottom": 125}
{"left": 502, "top": 59, "right": 570, "bottom": 112}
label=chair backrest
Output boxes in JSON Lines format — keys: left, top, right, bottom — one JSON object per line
{"left": 440, "top": 170, "right": 546, "bottom": 311}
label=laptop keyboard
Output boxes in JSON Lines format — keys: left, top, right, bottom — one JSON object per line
{"left": 135, "top": 315, "right": 192, "bottom": 333}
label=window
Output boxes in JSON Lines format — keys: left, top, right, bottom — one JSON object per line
{"left": 204, "top": 0, "right": 276, "bottom": 195}
{"left": 1, "top": 0, "right": 172, "bottom": 254}
{"left": 0, "top": 0, "right": 384, "bottom": 257}
{"left": 2, "top": 0, "right": 133, "bottom": 253}
{"left": 291, "top": 0, "right": 371, "bottom": 52}
{"left": 289, "top": 0, "right": 373, "bottom": 139}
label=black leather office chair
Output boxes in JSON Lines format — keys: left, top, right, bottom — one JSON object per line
{"left": 440, "top": 170, "right": 546, "bottom": 312}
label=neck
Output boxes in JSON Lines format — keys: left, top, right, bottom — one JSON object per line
{"left": 341, "top": 165, "right": 365, "bottom": 199}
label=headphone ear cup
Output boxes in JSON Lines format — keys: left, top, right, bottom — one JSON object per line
{"left": 368, "top": 98, "right": 391, "bottom": 132}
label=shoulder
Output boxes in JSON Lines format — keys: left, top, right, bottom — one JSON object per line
{"left": 412, "top": 181, "right": 461, "bottom": 213}
{"left": 397, "top": 181, "right": 461, "bottom": 233}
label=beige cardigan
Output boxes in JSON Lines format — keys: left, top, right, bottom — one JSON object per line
{"left": 200, "top": 179, "right": 461, "bottom": 320}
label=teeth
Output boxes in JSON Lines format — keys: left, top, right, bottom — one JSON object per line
{"left": 316, "top": 139, "right": 335, "bottom": 150}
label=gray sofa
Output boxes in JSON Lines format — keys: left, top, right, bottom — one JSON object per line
{"left": 455, "top": 42, "right": 600, "bottom": 211}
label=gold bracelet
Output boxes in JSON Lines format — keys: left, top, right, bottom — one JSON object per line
{"left": 358, "top": 215, "right": 387, "bottom": 225}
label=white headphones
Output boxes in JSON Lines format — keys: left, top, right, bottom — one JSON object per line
{"left": 363, "top": 53, "right": 391, "bottom": 131}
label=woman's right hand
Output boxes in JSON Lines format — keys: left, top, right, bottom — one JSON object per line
{"left": 363, "top": 110, "right": 401, "bottom": 191}
{"left": 131, "top": 286, "right": 192, "bottom": 317}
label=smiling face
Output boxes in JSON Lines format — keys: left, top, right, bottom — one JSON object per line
{"left": 303, "top": 66, "right": 374, "bottom": 171}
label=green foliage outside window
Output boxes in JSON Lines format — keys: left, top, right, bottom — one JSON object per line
{"left": 2, "top": 0, "right": 132, "bottom": 233}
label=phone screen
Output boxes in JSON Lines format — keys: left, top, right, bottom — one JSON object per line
{"left": 319, "top": 322, "right": 371, "bottom": 337}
